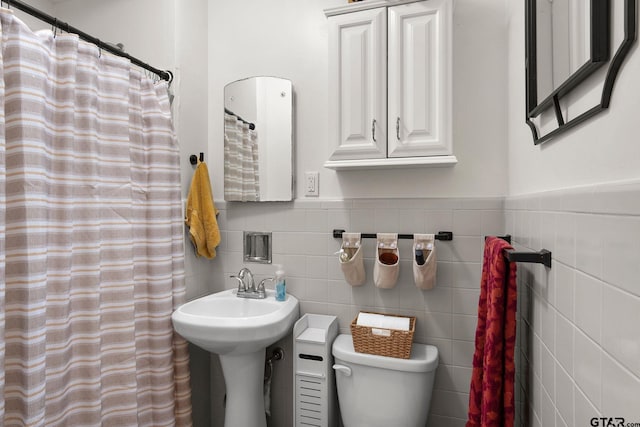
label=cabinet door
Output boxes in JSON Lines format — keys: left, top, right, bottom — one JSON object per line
{"left": 388, "top": 0, "right": 452, "bottom": 157}
{"left": 328, "top": 8, "right": 387, "bottom": 161}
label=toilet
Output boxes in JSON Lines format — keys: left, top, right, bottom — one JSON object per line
{"left": 332, "top": 334, "right": 439, "bottom": 427}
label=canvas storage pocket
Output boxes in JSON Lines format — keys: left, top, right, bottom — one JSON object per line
{"left": 373, "top": 233, "right": 399, "bottom": 289}
{"left": 413, "top": 234, "right": 437, "bottom": 290}
{"left": 339, "top": 232, "right": 365, "bottom": 286}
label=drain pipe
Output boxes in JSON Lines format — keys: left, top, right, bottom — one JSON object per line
{"left": 264, "top": 347, "right": 284, "bottom": 417}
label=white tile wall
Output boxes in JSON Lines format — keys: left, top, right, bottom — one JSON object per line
{"left": 188, "top": 182, "right": 640, "bottom": 426}
{"left": 508, "top": 180, "right": 640, "bottom": 427}
{"left": 201, "top": 197, "right": 503, "bottom": 427}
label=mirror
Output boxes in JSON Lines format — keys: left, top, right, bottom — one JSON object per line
{"left": 224, "top": 76, "right": 293, "bottom": 201}
{"left": 524, "top": 0, "right": 640, "bottom": 144}
{"left": 529, "top": 0, "right": 609, "bottom": 114}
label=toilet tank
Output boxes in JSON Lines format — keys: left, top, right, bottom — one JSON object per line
{"left": 332, "top": 334, "right": 439, "bottom": 427}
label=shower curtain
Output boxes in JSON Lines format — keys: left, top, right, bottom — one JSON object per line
{"left": 0, "top": 9, "right": 191, "bottom": 427}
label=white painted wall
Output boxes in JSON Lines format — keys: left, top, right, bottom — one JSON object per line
{"left": 506, "top": 0, "right": 640, "bottom": 195}
{"left": 11, "top": 0, "right": 54, "bottom": 30}
{"left": 209, "top": 0, "right": 509, "bottom": 199}
{"left": 53, "top": 0, "right": 174, "bottom": 69}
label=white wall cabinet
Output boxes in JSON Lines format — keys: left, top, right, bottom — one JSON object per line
{"left": 325, "top": 0, "right": 455, "bottom": 170}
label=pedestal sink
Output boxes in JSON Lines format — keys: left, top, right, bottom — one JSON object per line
{"left": 172, "top": 288, "right": 299, "bottom": 427}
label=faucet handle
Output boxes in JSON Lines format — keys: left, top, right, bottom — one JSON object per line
{"left": 230, "top": 275, "right": 245, "bottom": 292}
{"left": 258, "top": 277, "right": 274, "bottom": 293}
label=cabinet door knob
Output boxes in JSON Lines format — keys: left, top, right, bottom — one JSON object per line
{"left": 372, "top": 119, "right": 377, "bottom": 142}
{"left": 396, "top": 117, "right": 401, "bottom": 140}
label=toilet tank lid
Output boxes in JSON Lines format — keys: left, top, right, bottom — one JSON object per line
{"left": 332, "top": 334, "right": 439, "bottom": 373}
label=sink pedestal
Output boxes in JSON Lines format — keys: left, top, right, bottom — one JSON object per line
{"left": 219, "top": 349, "right": 267, "bottom": 427}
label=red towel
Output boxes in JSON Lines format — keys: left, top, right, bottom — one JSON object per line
{"left": 466, "top": 237, "right": 517, "bottom": 427}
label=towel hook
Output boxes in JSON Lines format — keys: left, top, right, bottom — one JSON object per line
{"left": 189, "top": 152, "right": 204, "bottom": 165}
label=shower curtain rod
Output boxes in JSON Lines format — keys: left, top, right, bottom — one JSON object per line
{"left": 225, "top": 108, "right": 255, "bottom": 130}
{"left": 4, "top": 0, "right": 173, "bottom": 82}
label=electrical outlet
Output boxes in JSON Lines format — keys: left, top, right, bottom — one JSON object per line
{"left": 305, "top": 171, "right": 319, "bottom": 197}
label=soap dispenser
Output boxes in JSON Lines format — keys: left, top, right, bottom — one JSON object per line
{"left": 275, "top": 265, "right": 286, "bottom": 301}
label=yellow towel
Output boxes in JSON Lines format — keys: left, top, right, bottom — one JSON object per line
{"left": 185, "top": 162, "right": 220, "bottom": 259}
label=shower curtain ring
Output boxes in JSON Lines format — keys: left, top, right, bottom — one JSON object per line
{"left": 52, "top": 18, "right": 58, "bottom": 38}
{"left": 97, "top": 39, "right": 102, "bottom": 58}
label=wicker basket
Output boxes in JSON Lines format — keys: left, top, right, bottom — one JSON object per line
{"left": 350, "top": 312, "right": 416, "bottom": 359}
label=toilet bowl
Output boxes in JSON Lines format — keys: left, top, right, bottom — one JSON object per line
{"left": 332, "top": 334, "right": 438, "bottom": 427}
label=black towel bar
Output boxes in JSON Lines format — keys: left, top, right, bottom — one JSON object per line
{"left": 332, "top": 229, "right": 453, "bottom": 241}
{"left": 493, "top": 234, "right": 552, "bottom": 268}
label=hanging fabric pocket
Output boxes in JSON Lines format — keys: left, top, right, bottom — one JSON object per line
{"left": 374, "top": 233, "right": 400, "bottom": 289}
{"left": 339, "top": 232, "right": 365, "bottom": 286}
{"left": 413, "top": 234, "right": 437, "bottom": 290}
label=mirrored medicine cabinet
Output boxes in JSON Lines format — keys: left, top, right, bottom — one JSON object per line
{"left": 223, "top": 76, "right": 294, "bottom": 202}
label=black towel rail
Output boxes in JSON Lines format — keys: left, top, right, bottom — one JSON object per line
{"left": 494, "top": 235, "right": 552, "bottom": 268}
{"left": 332, "top": 229, "right": 453, "bottom": 241}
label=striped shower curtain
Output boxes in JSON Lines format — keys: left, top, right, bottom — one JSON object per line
{"left": 0, "top": 9, "right": 191, "bottom": 427}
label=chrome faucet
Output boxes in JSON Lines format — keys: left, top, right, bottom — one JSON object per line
{"left": 230, "top": 268, "right": 269, "bottom": 299}
{"left": 239, "top": 267, "right": 255, "bottom": 292}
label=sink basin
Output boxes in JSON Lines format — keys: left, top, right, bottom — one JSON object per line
{"left": 172, "top": 288, "right": 299, "bottom": 355}
{"left": 172, "top": 288, "right": 299, "bottom": 427}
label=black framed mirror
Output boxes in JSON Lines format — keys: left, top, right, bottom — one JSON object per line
{"left": 526, "top": 0, "right": 637, "bottom": 145}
